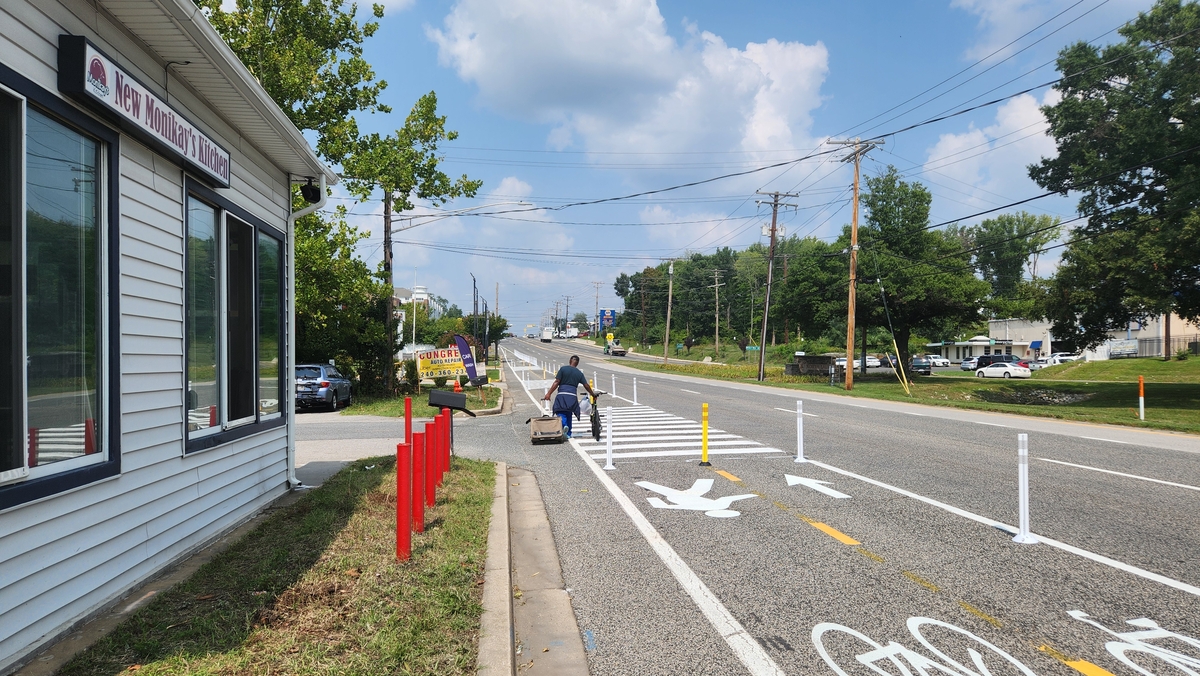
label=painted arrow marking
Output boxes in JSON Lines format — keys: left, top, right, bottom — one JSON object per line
{"left": 636, "top": 478, "right": 757, "bottom": 517}
{"left": 785, "top": 475, "right": 851, "bottom": 499}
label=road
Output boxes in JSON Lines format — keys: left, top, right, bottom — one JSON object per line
{"left": 467, "top": 338, "right": 1200, "bottom": 675}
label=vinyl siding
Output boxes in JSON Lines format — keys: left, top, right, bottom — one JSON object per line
{"left": 0, "top": 0, "right": 295, "bottom": 670}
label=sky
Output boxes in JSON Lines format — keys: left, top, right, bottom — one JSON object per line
{"left": 318, "top": 0, "right": 1155, "bottom": 334}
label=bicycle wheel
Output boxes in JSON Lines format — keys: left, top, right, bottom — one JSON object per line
{"left": 812, "top": 622, "right": 911, "bottom": 676}
{"left": 908, "top": 617, "right": 1037, "bottom": 676}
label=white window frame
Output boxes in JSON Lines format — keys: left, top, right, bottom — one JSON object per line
{"left": 0, "top": 90, "right": 111, "bottom": 485}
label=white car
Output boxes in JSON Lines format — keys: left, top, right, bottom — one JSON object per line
{"left": 1046, "top": 353, "right": 1081, "bottom": 365}
{"left": 864, "top": 355, "right": 881, "bottom": 368}
{"left": 975, "top": 362, "right": 1031, "bottom": 379}
{"left": 927, "top": 355, "right": 950, "bottom": 367}
{"left": 834, "top": 357, "right": 861, "bottom": 368}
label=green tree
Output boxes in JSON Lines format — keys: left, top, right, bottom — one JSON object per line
{"left": 1029, "top": 0, "right": 1200, "bottom": 348}
{"left": 196, "top": 0, "right": 388, "bottom": 163}
{"left": 959, "top": 212, "right": 1061, "bottom": 318}
{"left": 858, "top": 167, "right": 992, "bottom": 364}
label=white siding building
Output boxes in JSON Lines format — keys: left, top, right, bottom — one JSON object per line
{"left": 0, "top": 0, "right": 336, "bottom": 671}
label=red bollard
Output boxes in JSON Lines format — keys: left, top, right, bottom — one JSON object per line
{"left": 433, "top": 416, "right": 444, "bottom": 488}
{"left": 425, "top": 421, "right": 437, "bottom": 506}
{"left": 412, "top": 432, "right": 425, "bottom": 533}
{"left": 404, "top": 397, "right": 412, "bottom": 445}
{"left": 208, "top": 405, "right": 217, "bottom": 428}
{"left": 440, "top": 410, "right": 450, "bottom": 478}
{"left": 396, "top": 442, "right": 411, "bottom": 560}
{"left": 28, "top": 428, "right": 38, "bottom": 467}
{"left": 84, "top": 418, "right": 97, "bottom": 455}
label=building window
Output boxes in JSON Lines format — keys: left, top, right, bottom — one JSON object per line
{"left": 185, "top": 182, "right": 285, "bottom": 450}
{"left": 0, "top": 73, "right": 118, "bottom": 505}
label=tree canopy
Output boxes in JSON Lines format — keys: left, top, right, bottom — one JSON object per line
{"left": 1030, "top": 0, "right": 1200, "bottom": 348}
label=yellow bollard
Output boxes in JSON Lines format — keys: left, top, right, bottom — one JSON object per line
{"left": 699, "top": 403, "right": 711, "bottom": 466}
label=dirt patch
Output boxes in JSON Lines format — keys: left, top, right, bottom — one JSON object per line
{"left": 973, "top": 388, "right": 1094, "bottom": 405}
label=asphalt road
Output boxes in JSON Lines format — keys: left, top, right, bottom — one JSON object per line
{"left": 463, "top": 338, "right": 1200, "bottom": 676}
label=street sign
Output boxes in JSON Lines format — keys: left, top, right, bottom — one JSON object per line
{"left": 599, "top": 308, "right": 616, "bottom": 327}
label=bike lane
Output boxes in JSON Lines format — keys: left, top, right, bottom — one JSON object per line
{"left": 566, "top": 401, "right": 1200, "bottom": 676}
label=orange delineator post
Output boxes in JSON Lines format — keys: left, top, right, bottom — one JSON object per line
{"left": 1138, "top": 375, "right": 1145, "bottom": 421}
{"left": 396, "top": 442, "right": 411, "bottom": 560}
{"left": 425, "top": 421, "right": 437, "bottom": 507}
{"left": 412, "top": 432, "right": 425, "bottom": 533}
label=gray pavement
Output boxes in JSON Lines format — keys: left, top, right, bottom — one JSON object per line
{"left": 486, "top": 339, "right": 1200, "bottom": 675}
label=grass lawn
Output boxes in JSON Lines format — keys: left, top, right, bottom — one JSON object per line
{"left": 619, "top": 360, "right": 1200, "bottom": 434}
{"left": 60, "top": 456, "right": 495, "bottom": 676}
{"left": 345, "top": 386, "right": 501, "bottom": 418}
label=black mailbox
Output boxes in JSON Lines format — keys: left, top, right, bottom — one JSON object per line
{"left": 429, "top": 388, "right": 475, "bottom": 417}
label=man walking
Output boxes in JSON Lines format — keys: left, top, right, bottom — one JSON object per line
{"left": 543, "top": 355, "right": 597, "bottom": 439}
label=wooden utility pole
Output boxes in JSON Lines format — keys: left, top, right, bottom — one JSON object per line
{"left": 709, "top": 271, "right": 725, "bottom": 356}
{"left": 592, "top": 281, "right": 602, "bottom": 335}
{"left": 755, "top": 191, "right": 797, "bottom": 381}
{"left": 663, "top": 261, "right": 674, "bottom": 365}
{"left": 782, "top": 255, "right": 789, "bottom": 343}
{"left": 830, "top": 138, "right": 883, "bottom": 390}
{"left": 639, "top": 280, "right": 648, "bottom": 345}
{"left": 383, "top": 192, "right": 395, "bottom": 394}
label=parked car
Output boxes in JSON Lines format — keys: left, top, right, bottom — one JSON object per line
{"left": 864, "top": 355, "right": 881, "bottom": 368}
{"left": 295, "top": 364, "right": 352, "bottom": 411}
{"left": 975, "top": 362, "right": 1031, "bottom": 379}
{"left": 960, "top": 357, "right": 978, "bottom": 371}
{"left": 834, "top": 357, "right": 862, "bottom": 368}
{"left": 1027, "top": 360, "right": 1046, "bottom": 370}
{"left": 976, "top": 354, "right": 1030, "bottom": 368}
{"left": 1046, "top": 353, "right": 1081, "bottom": 365}
{"left": 927, "top": 355, "right": 950, "bottom": 368}
{"left": 880, "top": 354, "right": 899, "bottom": 368}
{"left": 909, "top": 357, "right": 932, "bottom": 376}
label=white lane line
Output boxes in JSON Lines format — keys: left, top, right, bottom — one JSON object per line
{"left": 680, "top": 389, "right": 702, "bottom": 394}
{"left": 576, "top": 439, "right": 763, "bottom": 451}
{"left": 905, "top": 412, "right": 927, "bottom": 417}
{"left": 1080, "top": 436, "right": 1132, "bottom": 445}
{"left": 974, "top": 422, "right": 1007, "bottom": 427}
{"left": 568, "top": 443, "right": 786, "bottom": 675}
{"left": 579, "top": 434, "right": 743, "bottom": 444}
{"left": 588, "top": 447, "right": 784, "bottom": 460}
{"left": 806, "top": 459, "right": 1200, "bottom": 599}
{"left": 1038, "top": 458, "right": 1200, "bottom": 493}
{"left": 774, "top": 407, "right": 818, "bottom": 417}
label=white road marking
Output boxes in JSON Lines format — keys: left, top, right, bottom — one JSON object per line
{"left": 577, "top": 439, "right": 763, "bottom": 451}
{"left": 805, "top": 458, "right": 1200, "bottom": 598}
{"left": 1080, "top": 436, "right": 1131, "bottom": 445}
{"left": 589, "top": 448, "right": 784, "bottom": 460}
{"left": 680, "top": 389, "right": 702, "bottom": 394}
{"left": 785, "top": 474, "right": 851, "bottom": 499}
{"left": 974, "top": 422, "right": 1007, "bottom": 427}
{"left": 637, "top": 479, "right": 757, "bottom": 517}
{"left": 566, "top": 443, "right": 786, "bottom": 675}
{"left": 774, "top": 407, "right": 818, "bottom": 417}
{"left": 905, "top": 412, "right": 927, "bottom": 416}
{"left": 1038, "top": 457, "right": 1200, "bottom": 493}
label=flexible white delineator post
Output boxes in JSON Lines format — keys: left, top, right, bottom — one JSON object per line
{"left": 612, "top": 373, "right": 616, "bottom": 397}
{"left": 1013, "top": 433, "right": 1037, "bottom": 544}
{"left": 604, "top": 406, "right": 615, "bottom": 471}
{"left": 633, "top": 377, "right": 638, "bottom": 405}
{"left": 795, "top": 400, "right": 805, "bottom": 463}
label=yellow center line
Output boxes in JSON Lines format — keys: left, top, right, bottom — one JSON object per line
{"left": 958, "top": 601, "right": 1002, "bottom": 628}
{"left": 808, "top": 520, "right": 861, "bottom": 545}
{"left": 1039, "top": 645, "right": 1117, "bottom": 676}
{"left": 856, "top": 548, "right": 885, "bottom": 563}
{"left": 714, "top": 469, "right": 741, "bottom": 482}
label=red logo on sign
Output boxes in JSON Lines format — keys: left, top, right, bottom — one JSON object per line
{"left": 86, "top": 57, "right": 110, "bottom": 96}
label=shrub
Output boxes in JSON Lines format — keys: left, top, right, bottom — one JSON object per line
{"left": 402, "top": 359, "right": 419, "bottom": 390}
{"left": 433, "top": 376, "right": 448, "bottom": 388}
{"left": 1176, "top": 348, "right": 1189, "bottom": 361}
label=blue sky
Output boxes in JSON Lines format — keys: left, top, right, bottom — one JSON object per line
{"left": 322, "top": 0, "right": 1153, "bottom": 332}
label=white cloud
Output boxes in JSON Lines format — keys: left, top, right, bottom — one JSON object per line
{"left": 921, "top": 90, "right": 1060, "bottom": 216}
{"left": 427, "top": 0, "right": 828, "bottom": 158}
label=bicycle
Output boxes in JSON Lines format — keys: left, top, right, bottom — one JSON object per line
{"left": 587, "top": 390, "right": 606, "bottom": 442}
{"left": 1070, "top": 610, "right": 1200, "bottom": 676}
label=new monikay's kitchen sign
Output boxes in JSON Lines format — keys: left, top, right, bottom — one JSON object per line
{"left": 58, "top": 35, "right": 231, "bottom": 187}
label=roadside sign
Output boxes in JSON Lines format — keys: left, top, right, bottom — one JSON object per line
{"left": 599, "top": 309, "right": 616, "bottom": 327}
{"left": 416, "top": 347, "right": 468, "bottom": 379}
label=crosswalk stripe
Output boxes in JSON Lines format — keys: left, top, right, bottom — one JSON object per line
{"left": 589, "top": 447, "right": 785, "bottom": 460}
{"left": 585, "top": 403, "right": 777, "bottom": 462}
{"left": 579, "top": 439, "right": 763, "bottom": 451}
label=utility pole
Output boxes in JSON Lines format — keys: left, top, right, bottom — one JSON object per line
{"left": 495, "top": 282, "right": 499, "bottom": 319}
{"left": 755, "top": 190, "right": 797, "bottom": 381}
{"left": 563, "top": 295, "right": 572, "bottom": 336}
{"left": 639, "top": 280, "right": 647, "bottom": 346}
{"left": 782, "top": 255, "right": 790, "bottom": 343}
{"left": 663, "top": 261, "right": 674, "bottom": 365}
{"left": 383, "top": 192, "right": 395, "bottom": 393}
{"left": 592, "top": 281, "right": 602, "bottom": 335}
{"left": 829, "top": 138, "right": 883, "bottom": 390}
{"left": 709, "top": 271, "right": 725, "bottom": 356}
{"left": 471, "top": 273, "right": 479, "bottom": 347}
{"left": 553, "top": 301, "right": 561, "bottom": 333}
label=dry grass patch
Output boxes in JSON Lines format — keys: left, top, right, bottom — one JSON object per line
{"left": 59, "top": 457, "right": 495, "bottom": 676}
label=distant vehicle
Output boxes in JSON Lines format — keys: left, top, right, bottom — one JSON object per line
{"left": 541, "top": 327, "right": 554, "bottom": 342}
{"left": 605, "top": 338, "right": 627, "bottom": 356}
{"left": 976, "top": 354, "right": 1029, "bottom": 368}
{"left": 1046, "top": 353, "right": 1081, "bottom": 365}
{"left": 864, "top": 355, "right": 881, "bottom": 368}
{"left": 880, "top": 354, "right": 899, "bottom": 369}
{"left": 960, "top": 357, "right": 979, "bottom": 371}
{"left": 566, "top": 326, "right": 579, "bottom": 338}
{"left": 909, "top": 357, "right": 932, "bottom": 376}
{"left": 295, "top": 364, "right": 352, "bottom": 411}
{"left": 976, "top": 362, "right": 1031, "bottom": 379}
{"left": 927, "top": 355, "right": 951, "bottom": 368}
{"left": 1027, "top": 360, "right": 1046, "bottom": 370}
{"left": 834, "top": 357, "right": 862, "bottom": 368}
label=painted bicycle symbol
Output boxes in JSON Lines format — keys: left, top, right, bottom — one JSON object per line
{"left": 813, "top": 616, "right": 1037, "bottom": 675}
{"left": 1070, "top": 610, "right": 1200, "bottom": 676}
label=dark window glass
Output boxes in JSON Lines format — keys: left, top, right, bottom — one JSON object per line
{"left": 25, "top": 108, "right": 100, "bottom": 467}
{"left": 227, "top": 216, "right": 255, "bottom": 421}
{"left": 295, "top": 366, "right": 320, "bottom": 379}
{"left": 186, "top": 197, "right": 220, "bottom": 434}
{"left": 257, "top": 232, "right": 282, "bottom": 416}
{"left": 0, "top": 94, "right": 18, "bottom": 478}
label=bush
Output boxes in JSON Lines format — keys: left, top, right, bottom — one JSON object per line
{"left": 459, "top": 375, "right": 469, "bottom": 385}
{"left": 433, "top": 376, "right": 448, "bottom": 388}
{"left": 402, "top": 359, "right": 419, "bottom": 390}
{"left": 1176, "top": 348, "right": 1189, "bottom": 361}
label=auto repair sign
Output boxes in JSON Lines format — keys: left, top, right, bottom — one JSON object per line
{"left": 417, "top": 347, "right": 468, "bottom": 379}
{"left": 58, "top": 36, "right": 231, "bottom": 187}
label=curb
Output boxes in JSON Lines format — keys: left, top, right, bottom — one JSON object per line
{"left": 477, "top": 462, "right": 514, "bottom": 676}
{"left": 471, "top": 389, "right": 505, "bottom": 417}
